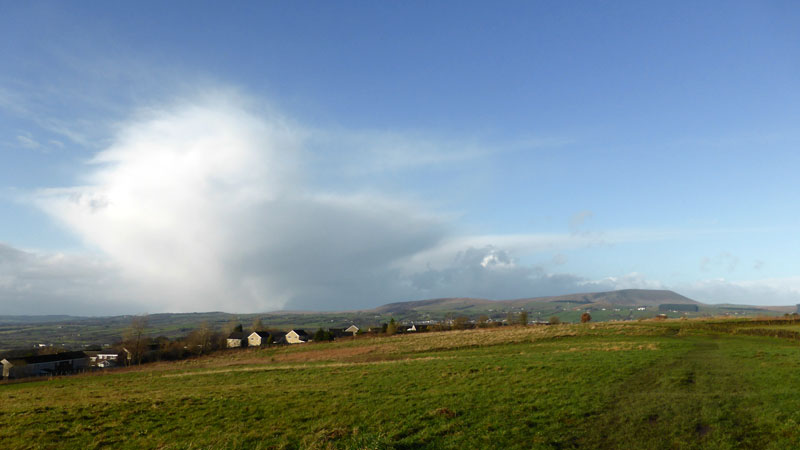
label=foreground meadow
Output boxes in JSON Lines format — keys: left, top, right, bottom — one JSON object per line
{"left": 3, "top": 321, "right": 800, "bottom": 449}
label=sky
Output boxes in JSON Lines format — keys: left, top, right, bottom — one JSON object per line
{"left": 2, "top": 1, "right": 800, "bottom": 315}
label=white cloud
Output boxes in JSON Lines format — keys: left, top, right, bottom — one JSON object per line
{"left": 584, "top": 272, "right": 666, "bottom": 291}
{"left": 699, "top": 252, "right": 739, "bottom": 273}
{"left": 0, "top": 243, "right": 135, "bottom": 315}
{"left": 28, "top": 92, "right": 452, "bottom": 312}
{"left": 681, "top": 277, "right": 800, "bottom": 306}
{"left": 307, "top": 129, "right": 490, "bottom": 175}
{"left": 406, "top": 245, "right": 590, "bottom": 300}
{"left": 16, "top": 134, "right": 41, "bottom": 149}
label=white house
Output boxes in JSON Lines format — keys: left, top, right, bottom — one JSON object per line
{"left": 285, "top": 329, "right": 309, "bottom": 344}
{"left": 226, "top": 332, "right": 245, "bottom": 348}
{"left": 248, "top": 331, "right": 272, "bottom": 347}
{"left": 345, "top": 325, "right": 359, "bottom": 336}
{"left": 97, "top": 352, "right": 118, "bottom": 361}
{"left": 86, "top": 351, "right": 119, "bottom": 366}
{"left": 97, "top": 359, "right": 116, "bottom": 368}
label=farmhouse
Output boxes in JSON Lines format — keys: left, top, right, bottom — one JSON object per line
{"left": 247, "top": 331, "right": 272, "bottom": 347}
{"left": 1, "top": 351, "right": 89, "bottom": 379}
{"left": 327, "top": 328, "right": 355, "bottom": 338}
{"left": 285, "top": 329, "right": 309, "bottom": 344}
{"left": 226, "top": 332, "right": 245, "bottom": 348}
{"left": 345, "top": 325, "right": 359, "bottom": 335}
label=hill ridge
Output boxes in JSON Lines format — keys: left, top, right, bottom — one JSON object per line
{"left": 370, "top": 289, "right": 698, "bottom": 314}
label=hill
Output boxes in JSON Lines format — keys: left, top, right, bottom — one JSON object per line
{"left": 508, "top": 288, "right": 698, "bottom": 307}
{"left": 371, "top": 289, "right": 698, "bottom": 314}
{"left": 371, "top": 297, "right": 496, "bottom": 314}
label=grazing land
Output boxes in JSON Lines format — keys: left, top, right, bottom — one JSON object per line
{"left": 3, "top": 319, "right": 800, "bottom": 449}
{"left": 0, "top": 289, "right": 790, "bottom": 352}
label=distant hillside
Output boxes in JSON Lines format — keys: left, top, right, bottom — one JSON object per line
{"left": 372, "top": 297, "right": 495, "bottom": 314}
{"left": 370, "top": 289, "right": 698, "bottom": 314}
{"left": 508, "top": 289, "right": 698, "bottom": 307}
{"left": 3, "top": 289, "right": 788, "bottom": 352}
{"left": 0, "top": 315, "right": 80, "bottom": 325}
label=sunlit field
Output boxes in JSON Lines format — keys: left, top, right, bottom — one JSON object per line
{"left": 3, "top": 320, "right": 800, "bottom": 449}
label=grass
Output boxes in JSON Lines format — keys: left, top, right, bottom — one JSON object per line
{"left": 3, "top": 321, "right": 800, "bottom": 448}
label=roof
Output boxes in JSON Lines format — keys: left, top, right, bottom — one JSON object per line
{"left": 227, "top": 332, "right": 245, "bottom": 340}
{"left": 289, "top": 329, "right": 308, "bottom": 337}
{"left": 12, "top": 351, "right": 88, "bottom": 365}
{"left": 249, "top": 331, "right": 271, "bottom": 338}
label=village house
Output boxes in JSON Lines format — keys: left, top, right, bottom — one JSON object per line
{"left": 85, "top": 351, "right": 120, "bottom": 367}
{"left": 1, "top": 351, "right": 89, "bottom": 379}
{"left": 247, "top": 331, "right": 272, "bottom": 347}
{"left": 285, "top": 329, "right": 309, "bottom": 344}
{"left": 345, "top": 325, "right": 359, "bottom": 335}
{"left": 226, "top": 332, "right": 245, "bottom": 348}
{"left": 327, "top": 328, "right": 350, "bottom": 338}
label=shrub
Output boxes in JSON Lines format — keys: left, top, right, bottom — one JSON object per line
{"left": 386, "top": 319, "right": 397, "bottom": 335}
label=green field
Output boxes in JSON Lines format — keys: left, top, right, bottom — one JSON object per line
{"left": 3, "top": 320, "right": 800, "bottom": 449}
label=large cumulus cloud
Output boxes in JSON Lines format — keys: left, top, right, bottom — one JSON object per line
{"left": 28, "top": 93, "right": 454, "bottom": 312}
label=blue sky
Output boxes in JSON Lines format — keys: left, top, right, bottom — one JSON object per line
{"left": 2, "top": 1, "right": 800, "bottom": 314}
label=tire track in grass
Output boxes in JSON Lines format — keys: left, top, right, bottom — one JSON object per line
{"left": 570, "top": 336, "right": 772, "bottom": 449}
{"left": 161, "top": 355, "right": 454, "bottom": 378}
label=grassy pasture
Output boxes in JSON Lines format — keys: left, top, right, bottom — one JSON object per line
{"left": 3, "top": 321, "right": 800, "bottom": 449}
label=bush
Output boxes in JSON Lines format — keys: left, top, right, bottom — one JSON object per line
{"left": 386, "top": 319, "right": 397, "bottom": 335}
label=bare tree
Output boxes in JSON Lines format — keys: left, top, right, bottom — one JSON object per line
{"left": 519, "top": 311, "right": 529, "bottom": 326}
{"left": 123, "top": 315, "right": 149, "bottom": 366}
{"left": 187, "top": 321, "right": 214, "bottom": 355}
{"left": 223, "top": 320, "right": 243, "bottom": 335}
{"left": 252, "top": 317, "right": 265, "bottom": 332}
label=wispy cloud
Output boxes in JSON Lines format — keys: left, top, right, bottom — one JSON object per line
{"left": 305, "top": 129, "right": 492, "bottom": 176}
{"left": 16, "top": 134, "right": 41, "bottom": 150}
